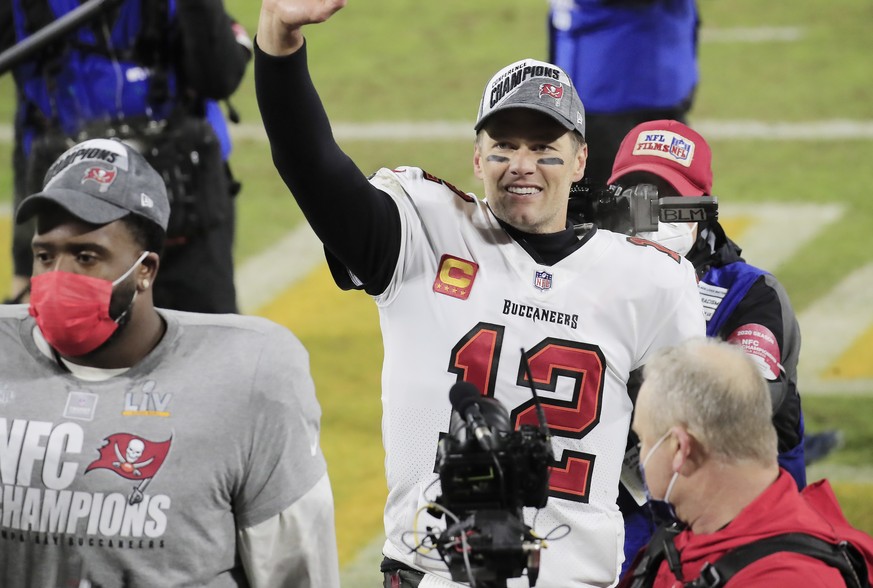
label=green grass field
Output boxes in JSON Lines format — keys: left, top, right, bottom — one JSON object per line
{"left": 245, "top": 0, "right": 873, "bottom": 549}
{"left": 2, "top": 0, "right": 873, "bottom": 571}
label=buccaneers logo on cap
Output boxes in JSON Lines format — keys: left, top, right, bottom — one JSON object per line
{"left": 82, "top": 166, "right": 117, "bottom": 193}
{"left": 539, "top": 83, "right": 564, "bottom": 101}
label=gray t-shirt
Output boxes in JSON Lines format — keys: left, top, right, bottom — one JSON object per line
{"left": 0, "top": 307, "right": 326, "bottom": 587}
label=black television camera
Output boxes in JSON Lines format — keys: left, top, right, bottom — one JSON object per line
{"left": 567, "top": 180, "right": 718, "bottom": 236}
{"left": 425, "top": 382, "right": 553, "bottom": 588}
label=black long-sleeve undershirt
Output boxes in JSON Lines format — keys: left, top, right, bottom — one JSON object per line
{"left": 254, "top": 40, "right": 402, "bottom": 294}
{"left": 254, "top": 39, "right": 594, "bottom": 291}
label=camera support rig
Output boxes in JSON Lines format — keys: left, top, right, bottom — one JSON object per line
{"left": 0, "top": 0, "right": 125, "bottom": 76}
{"left": 424, "top": 383, "right": 553, "bottom": 587}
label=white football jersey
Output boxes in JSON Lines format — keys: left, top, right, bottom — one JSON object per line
{"left": 358, "top": 167, "right": 704, "bottom": 588}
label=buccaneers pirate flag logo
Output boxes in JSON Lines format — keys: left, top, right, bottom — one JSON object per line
{"left": 86, "top": 433, "right": 173, "bottom": 505}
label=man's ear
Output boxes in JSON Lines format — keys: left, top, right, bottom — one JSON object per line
{"left": 138, "top": 252, "right": 160, "bottom": 292}
{"left": 671, "top": 426, "right": 699, "bottom": 475}
{"left": 572, "top": 143, "right": 588, "bottom": 182}
{"left": 473, "top": 144, "right": 484, "bottom": 180}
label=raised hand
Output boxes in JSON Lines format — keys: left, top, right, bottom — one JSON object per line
{"left": 258, "top": 0, "right": 347, "bottom": 55}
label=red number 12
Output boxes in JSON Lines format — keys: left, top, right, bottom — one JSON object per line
{"left": 448, "top": 322, "right": 605, "bottom": 503}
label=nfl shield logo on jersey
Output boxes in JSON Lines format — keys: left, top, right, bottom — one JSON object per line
{"left": 534, "top": 270, "right": 553, "bottom": 291}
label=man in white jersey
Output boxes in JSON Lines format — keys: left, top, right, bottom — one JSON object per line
{"left": 0, "top": 138, "right": 339, "bottom": 587}
{"left": 255, "top": 2, "right": 704, "bottom": 586}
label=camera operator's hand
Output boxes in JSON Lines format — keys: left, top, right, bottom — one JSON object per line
{"left": 258, "top": 0, "right": 347, "bottom": 56}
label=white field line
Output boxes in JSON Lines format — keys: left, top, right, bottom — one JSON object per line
{"left": 4, "top": 119, "right": 873, "bottom": 145}
{"left": 230, "top": 119, "right": 873, "bottom": 143}
{"left": 700, "top": 26, "right": 805, "bottom": 43}
{"left": 718, "top": 203, "right": 844, "bottom": 272}
{"left": 692, "top": 120, "right": 873, "bottom": 140}
{"left": 237, "top": 203, "right": 873, "bottom": 396}
{"left": 235, "top": 222, "right": 323, "bottom": 314}
{"left": 797, "top": 262, "right": 873, "bottom": 394}
{"left": 707, "top": 202, "right": 873, "bottom": 395}
{"left": 338, "top": 535, "right": 385, "bottom": 588}
{"left": 0, "top": 199, "right": 321, "bottom": 315}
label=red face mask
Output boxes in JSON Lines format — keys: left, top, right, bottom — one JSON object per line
{"left": 28, "top": 252, "right": 148, "bottom": 357}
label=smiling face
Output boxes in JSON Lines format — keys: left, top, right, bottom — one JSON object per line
{"left": 474, "top": 109, "right": 587, "bottom": 234}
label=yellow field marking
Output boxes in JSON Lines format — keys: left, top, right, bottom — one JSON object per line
{"left": 244, "top": 213, "right": 873, "bottom": 575}
{"left": 718, "top": 216, "right": 755, "bottom": 239}
{"left": 0, "top": 214, "right": 12, "bottom": 296}
{"left": 823, "top": 323, "right": 873, "bottom": 379}
{"left": 716, "top": 203, "right": 843, "bottom": 273}
{"left": 798, "top": 262, "right": 873, "bottom": 393}
{"left": 255, "top": 264, "right": 387, "bottom": 566}
{"left": 711, "top": 204, "right": 873, "bottom": 392}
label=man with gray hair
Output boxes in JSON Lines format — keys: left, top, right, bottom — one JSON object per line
{"left": 624, "top": 338, "right": 873, "bottom": 587}
{"left": 637, "top": 338, "right": 778, "bottom": 474}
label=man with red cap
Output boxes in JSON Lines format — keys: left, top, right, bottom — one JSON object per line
{"left": 608, "top": 120, "right": 713, "bottom": 256}
{"left": 608, "top": 119, "right": 839, "bottom": 576}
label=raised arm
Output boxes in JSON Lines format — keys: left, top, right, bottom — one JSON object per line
{"left": 257, "top": 0, "right": 346, "bottom": 56}
{"left": 255, "top": 0, "right": 401, "bottom": 293}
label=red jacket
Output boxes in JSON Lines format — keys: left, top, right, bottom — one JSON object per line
{"left": 638, "top": 470, "right": 873, "bottom": 587}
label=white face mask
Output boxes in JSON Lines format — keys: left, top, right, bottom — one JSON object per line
{"left": 638, "top": 222, "right": 697, "bottom": 257}
{"left": 641, "top": 429, "right": 680, "bottom": 503}
{"left": 639, "top": 429, "right": 681, "bottom": 524}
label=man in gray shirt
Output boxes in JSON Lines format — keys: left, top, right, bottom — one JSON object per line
{"left": 0, "top": 138, "right": 339, "bottom": 587}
